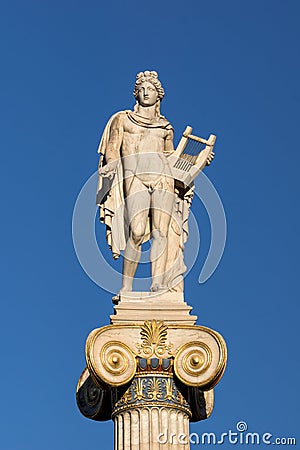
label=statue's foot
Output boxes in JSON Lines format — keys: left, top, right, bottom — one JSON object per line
{"left": 150, "top": 283, "right": 160, "bottom": 292}
{"left": 112, "top": 286, "right": 132, "bottom": 303}
{"left": 118, "top": 287, "right": 132, "bottom": 295}
{"left": 150, "top": 283, "right": 168, "bottom": 293}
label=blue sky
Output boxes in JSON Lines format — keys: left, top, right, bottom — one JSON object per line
{"left": 0, "top": 1, "right": 299, "bottom": 449}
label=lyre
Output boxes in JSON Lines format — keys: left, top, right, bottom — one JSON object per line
{"left": 169, "top": 126, "right": 216, "bottom": 186}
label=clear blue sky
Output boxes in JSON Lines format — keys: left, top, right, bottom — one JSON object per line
{"left": 0, "top": 1, "right": 299, "bottom": 449}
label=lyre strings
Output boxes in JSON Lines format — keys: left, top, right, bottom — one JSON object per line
{"left": 173, "top": 138, "right": 207, "bottom": 172}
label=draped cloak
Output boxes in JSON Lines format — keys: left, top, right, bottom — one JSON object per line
{"left": 96, "top": 110, "right": 194, "bottom": 291}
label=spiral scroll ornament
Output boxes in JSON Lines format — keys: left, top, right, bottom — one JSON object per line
{"left": 174, "top": 332, "right": 227, "bottom": 390}
{"left": 86, "top": 338, "right": 136, "bottom": 387}
{"left": 76, "top": 368, "right": 108, "bottom": 420}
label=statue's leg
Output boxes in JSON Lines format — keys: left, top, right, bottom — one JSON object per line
{"left": 120, "top": 178, "right": 150, "bottom": 293}
{"left": 150, "top": 180, "right": 175, "bottom": 291}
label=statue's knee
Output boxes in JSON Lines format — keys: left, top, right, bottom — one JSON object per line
{"left": 131, "top": 227, "right": 145, "bottom": 246}
{"left": 152, "top": 228, "right": 167, "bottom": 240}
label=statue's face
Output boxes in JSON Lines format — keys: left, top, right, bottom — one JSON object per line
{"left": 137, "top": 81, "right": 158, "bottom": 107}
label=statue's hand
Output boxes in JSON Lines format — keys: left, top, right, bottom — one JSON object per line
{"left": 99, "top": 160, "right": 118, "bottom": 179}
{"left": 206, "top": 151, "right": 215, "bottom": 166}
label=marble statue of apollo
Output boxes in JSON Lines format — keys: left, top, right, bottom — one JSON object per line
{"left": 96, "top": 71, "right": 211, "bottom": 295}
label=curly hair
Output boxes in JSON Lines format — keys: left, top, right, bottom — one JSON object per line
{"left": 133, "top": 70, "right": 165, "bottom": 100}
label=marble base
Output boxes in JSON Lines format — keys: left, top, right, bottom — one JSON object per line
{"left": 110, "top": 291, "right": 197, "bottom": 325}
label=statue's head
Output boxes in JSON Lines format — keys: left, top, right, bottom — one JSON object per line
{"left": 133, "top": 71, "right": 165, "bottom": 109}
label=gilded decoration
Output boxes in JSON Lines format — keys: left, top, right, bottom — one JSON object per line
{"left": 136, "top": 320, "right": 173, "bottom": 357}
{"left": 112, "top": 373, "right": 191, "bottom": 416}
{"left": 86, "top": 338, "right": 137, "bottom": 387}
{"left": 174, "top": 339, "right": 227, "bottom": 390}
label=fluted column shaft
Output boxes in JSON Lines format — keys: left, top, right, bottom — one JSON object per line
{"left": 114, "top": 407, "right": 190, "bottom": 450}
{"left": 112, "top": 358, "right": 191, "bottom": 450}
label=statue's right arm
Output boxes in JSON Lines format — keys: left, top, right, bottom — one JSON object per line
{"left": 105, "top": 114, "right": 124, "bottom": 164}
{"left": 99, "top": 113, "right": 124, "bottom": 179}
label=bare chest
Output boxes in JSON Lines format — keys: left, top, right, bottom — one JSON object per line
{"left": 124, "top": 116, "right": 167, "bottom": 137}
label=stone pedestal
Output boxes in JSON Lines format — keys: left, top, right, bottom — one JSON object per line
{"left": 111, "top": 292, "right": 197, "bottom": 325}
